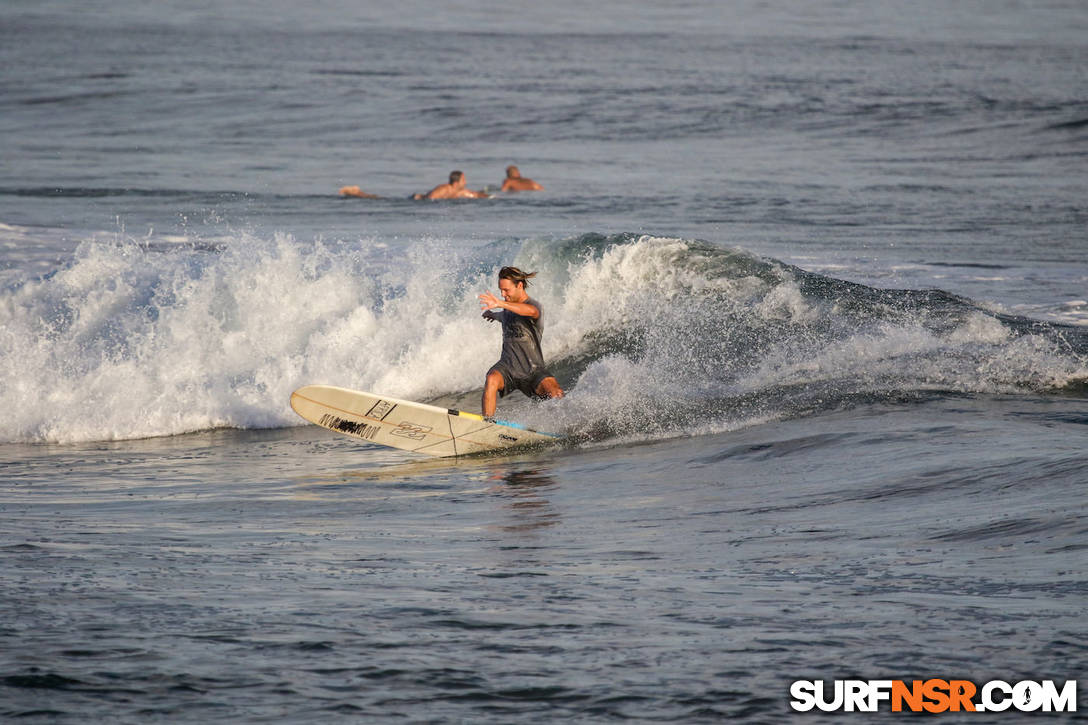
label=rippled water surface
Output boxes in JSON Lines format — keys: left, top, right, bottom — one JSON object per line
{"left": 4, "top": 397, "right": 1086, "bottom": 722}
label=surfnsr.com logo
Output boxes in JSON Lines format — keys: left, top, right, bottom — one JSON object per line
{"left": 790, "top": 679, "right": 1077, "bottom": 713}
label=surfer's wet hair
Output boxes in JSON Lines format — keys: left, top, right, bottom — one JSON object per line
{"left": 449, "top": 170, "right": 463, "bottom": 184}
{"left": 499, "top": 266, "right": 536, "bottom": 287}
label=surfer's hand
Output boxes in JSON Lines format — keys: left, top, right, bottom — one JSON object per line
{"left": 478, "top": 291, "right": 501, "bottom": 310}
{"left": 482, "top": 310, "right": 499, "bottom": 322}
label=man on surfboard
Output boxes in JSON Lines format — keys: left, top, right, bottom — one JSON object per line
{"left": 478, "top": 267, "right": 564, "bottom": 417}
{"left": 413, "top": 170, "right": 489, "bottom": 200}
{"left": 500, "top": 165, "right": 543, "bottom": 192}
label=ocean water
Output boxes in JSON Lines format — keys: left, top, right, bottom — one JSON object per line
{"left": 2, "top": 1, "right": 1087, "bottom": 721}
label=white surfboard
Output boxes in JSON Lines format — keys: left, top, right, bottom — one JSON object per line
{"left": 290, "top": 384, "right": 563, "bottom": 457}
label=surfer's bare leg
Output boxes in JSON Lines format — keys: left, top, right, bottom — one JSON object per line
{"left": 483, "top": 370, "right": 505, "bottom": 417}
{"left": 535, "top": 376, "right": 564, "bottom": 400}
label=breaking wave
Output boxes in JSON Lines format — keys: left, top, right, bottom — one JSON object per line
{"left": 1, "top": 231, "right": 1085, "bottom": 443}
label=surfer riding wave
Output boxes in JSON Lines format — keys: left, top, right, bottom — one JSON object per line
{"left": 478, "top": 267, "right": 564, "bottom": 417}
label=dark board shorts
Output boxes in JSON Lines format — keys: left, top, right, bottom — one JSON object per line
{"left": 489, "top": 362, "right": 554, "bottom": 400}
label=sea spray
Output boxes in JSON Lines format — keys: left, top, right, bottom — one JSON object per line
{"left": 523, "top": 235, "right": 1088, "bottom": 440}
{"left": 1, "top": 232, "right": 1085, "bottom": 444}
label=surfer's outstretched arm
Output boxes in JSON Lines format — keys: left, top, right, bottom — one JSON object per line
{"left": 478, "top": 291, "right": 539, "bottom": 319}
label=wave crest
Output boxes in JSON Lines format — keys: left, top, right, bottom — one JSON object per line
{"left": 1, "top": 232, "right": 1085, "bottom": 443}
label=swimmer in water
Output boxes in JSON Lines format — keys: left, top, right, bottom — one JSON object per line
{"left": 412, "top": 170, "right": 489, "bottom": 200}
{"left": 500, "top": 165, "right": 543, "bottom": 192}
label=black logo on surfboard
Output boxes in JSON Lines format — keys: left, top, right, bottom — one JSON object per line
{"left": 366, "top": 400, "right": 396, "bottom": 421}
{"left": 319, "top": 413, "right": 379, "bottom": 440}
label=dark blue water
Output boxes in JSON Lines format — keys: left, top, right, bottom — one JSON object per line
{"left": 1, "top": 1, "right": 1086, "bottom": 721}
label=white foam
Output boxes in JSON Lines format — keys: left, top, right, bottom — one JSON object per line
{"left": 0, "top": 233, "right": 498, "bottom": 442}
{"left": 2, "top": 232, "right": 1085, "bottom": 444}
{"left": 753, "top": 276, "right": 818, "bottom": 324}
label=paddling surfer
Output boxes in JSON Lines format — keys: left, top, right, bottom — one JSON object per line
{"left": 500, "top": 165, "right": 543, "bottom": 192}
{"left": 413, "top": 170, "right": 489, "bottom": 200}
{"left": 478, "top": 267, "right": 563, "bottom": 417}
